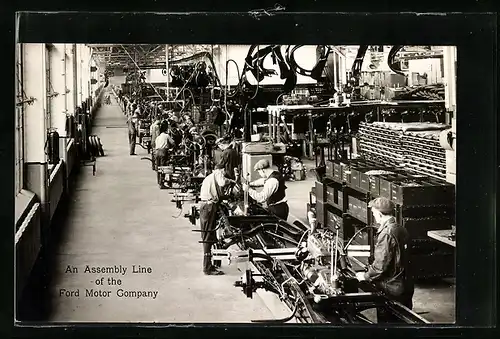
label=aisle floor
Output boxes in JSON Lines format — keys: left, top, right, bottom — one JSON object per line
{"left": 46, "top": 93, "right": 275, "bottom": 322}
{"left": 46, "top": 90, "right": 455, "bottom": 323}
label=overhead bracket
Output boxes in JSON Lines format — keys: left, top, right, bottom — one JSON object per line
{"left": 16, "top": 96, "right": 36, "bottom": 107}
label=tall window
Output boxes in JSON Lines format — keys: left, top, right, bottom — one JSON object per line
{"left": 15, "top": 44, "right": 24, "bottom": 195}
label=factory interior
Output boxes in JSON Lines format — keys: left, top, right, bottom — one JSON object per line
{"left": 15, "top": 44, "right": 457, "bottom": 324}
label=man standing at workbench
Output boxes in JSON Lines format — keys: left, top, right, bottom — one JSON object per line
{"left": 198, "top": 157, "right": 238, "bottom": 275}
{"left": 154, "top": 121, "right": 174, "bottom": 189}
{"left": 355, "top": 197, "right": 414, "bottom": 323}
{"left": 242, "top": 159, "right": 289, "bottom": 221}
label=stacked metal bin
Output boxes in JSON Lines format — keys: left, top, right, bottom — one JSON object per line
{"left": 402, "top": 130, "right": 447, "bottom": 180}
{"left": 358, "top": 122, "right": 405, "bottom": 166}
{"left": 312, "top": 158, "right": 455, "bottom": 279}
{"left": 358, "top": 121, "right": 448, "bottom": 180}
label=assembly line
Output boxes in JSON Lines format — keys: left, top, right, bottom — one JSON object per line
{"left": 15, "top": 44, "right": 457, "bottom": 324}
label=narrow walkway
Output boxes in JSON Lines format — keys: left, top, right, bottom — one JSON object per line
{"left": 46, "top": 91, "right": 274, "bottom": 322}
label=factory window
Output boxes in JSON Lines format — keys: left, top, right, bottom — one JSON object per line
{"left": 15, "top": 44, "right": 25, "bottom": 195}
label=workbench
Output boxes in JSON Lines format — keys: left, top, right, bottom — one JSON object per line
{"left": 427, "top": 230, "right": 456, "bottom": 247}
{"left": 266, "top": 100, "right": 446, "bottom": 159}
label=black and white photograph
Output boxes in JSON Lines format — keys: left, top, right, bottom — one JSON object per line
{"left": 15, "top": 42, "right": 459, "bottom": 324}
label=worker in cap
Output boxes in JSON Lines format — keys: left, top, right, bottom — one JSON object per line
{"left": 356, "top": 196, "right": 414, "bottom": 323}
{"left": 243, "top": 159, "right": 289, "bottom": 220}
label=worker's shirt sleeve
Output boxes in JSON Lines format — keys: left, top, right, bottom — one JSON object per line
{"left": 214, "top": 169, "right": 230, "bottom": 188}
{"left": 248, "top": 178, "right": 279, "bottom": 203}
{"left": 364, "top": 233, "right": 394, "bottom": 281}
{"left": 154, "top": 135, "right": 163, "bottom": 147}
{"left": 250, "top": 178, "right": 266, "bottom": 187}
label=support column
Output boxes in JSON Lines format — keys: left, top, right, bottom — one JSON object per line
{"left": 23, "top": 43, "right": 49, "bottom": 242}
{"left": 333, "top": 51, "right": 338, "bottom": 91}
{"left": 443, "top": 46, "right": 457, "bottom": 185}
{"left": 49, "top": 44, "right": 67, "bottom": 137}
{"left": 166, "top": 44, "right": 169, "bottom": 97}
{"left": 65, "top": 44, "right": 76, "bottom": 116}
{"left": 82, "top": 45, "right": 89, "bottom": 101}
{"left": 308, "top": 112, "right": 314, "bottom": 159}
{"left": 49, "top": 44, "right": 70, "bottom": 176}
{"left": 90, "top": 58, "right": 98, "bottom": 104}
{"left": 72, "top": 44, "right": 78, "bottom": 110}
{"left": 77, "top": 44, "right": 83, "bottom": 106}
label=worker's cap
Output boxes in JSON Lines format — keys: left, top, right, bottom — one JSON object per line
{"left": 254, "top": 159, "right": 270, "bottom": 171}
{"left": 368, "top": 197, "right": 395, "bottom": 214}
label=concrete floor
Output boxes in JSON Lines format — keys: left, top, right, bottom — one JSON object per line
{"left": 44, "top": 90, "right": 455, "bottom": 323}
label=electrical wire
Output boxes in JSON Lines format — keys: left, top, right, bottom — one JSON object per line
{"left": 225, "top": 59, "right": 242, "bottom": 98}
{"left": 297, "top": 229, "right": 310, "bottom": 246}
{"left": 173, "top": 61, "right": 204, "bottom": 101}
{"left": 249, "top": 45, "right": 260, "bottom": 100}
{"left": 275, "top": 93, "right": 285, "bottom": 105}
{"left": 288, "top": 45, "right": 313, "bottom": 76}
{"left": 343, "top": 225, "right": 378, "bottom": 253}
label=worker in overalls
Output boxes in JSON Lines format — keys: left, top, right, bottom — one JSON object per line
{"left": 198, "top": 157, "right": 237, "bottom": 275}
{"left": 154, "top": 121, "right": 175, "bottom": 189}
{"left": 242, "top": 159, "right": 289, "bottom": 221}
{"left": 127, "top": 112, "right": 138, "bottom": 156}
{"left": 356, "top": 197, "right": 414, "bottom": 323}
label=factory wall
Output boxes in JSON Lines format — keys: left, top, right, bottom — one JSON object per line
{"left": 108, "top": 69, "right": 169, "bottom": 87}
{"left": 408, "top": 58, "right": 443, "bottom": 86}
{"left": 15, "top": 43, "right": 102, "bottom": 301}
{"left": 145, "top": 69, "right": 169, "bottom": 83}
